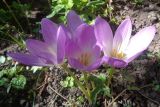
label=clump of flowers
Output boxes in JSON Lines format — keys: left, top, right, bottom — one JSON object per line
{"left": 8, "top": 10, "right": 156, "bottom": 105}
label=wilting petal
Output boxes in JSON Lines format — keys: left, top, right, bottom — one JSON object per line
{"left": 86, "top": 58, "right": 102, "bottom": 71}
{"left": 8, "top": 53, "right": 47, "bottom": 66}
{"left": 67, "top": 10, "right": 83, "bottom": 33}
{"left": 26, "top": 39, "right": 57, "bottom": 63}
{"left": 103, "top": 56, "right": 128, "bottom": 68}
{"left": 57, "top": 26, "right": 66, "bottom": 63}
{"left": 41, "top": 18, "right": 58, "bottom": 44}
{"left": 94, "top": 17, "right": 113, "bottom": 55}
{"left": 75, "top": 24, "right": 96, "bottom": 51}
{"left": 125, "top": 26, "right": 156, "bottom": 62}
{"left": 113, "top": 18, "right": 132, "bottom": 52}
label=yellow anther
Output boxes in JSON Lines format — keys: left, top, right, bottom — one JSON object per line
{"left": 111, "top": 49, "right": 126, "bottom": 59}
{"left": 78, "top": 53, "right": 91, "bottom": 66}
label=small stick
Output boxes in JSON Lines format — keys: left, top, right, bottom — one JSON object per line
{"left": 38, "top": 72, "right": 49, "bottom": 96}
{"left": 48, "top": 85, "right": 71, "bottom": 103}
{"left": 108, "top": 89, "right": 127, "bottom": 107}
{"left": 48, "top": 86, "right": 77, "bottom": 107}
{"left": 137, "top": 91, "right": 160, "bottom": 105}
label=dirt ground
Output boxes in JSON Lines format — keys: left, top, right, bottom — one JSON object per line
{"left": 34, "top": 1, "right": 160, "bottom": 107}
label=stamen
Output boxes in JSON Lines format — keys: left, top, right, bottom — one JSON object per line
{"left": 111, "top": 49, "right": 126, "bottom": 59}
{"left": 78, "top": 53, "right": 91, "bottom": 66}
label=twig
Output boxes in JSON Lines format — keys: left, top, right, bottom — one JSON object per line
{"left": 48, "top": 85, "right": 69, "bottom": 102}
{"left": 49, "top": 87, "right": 77, "bottom": 107}
{"left": 140, "top": 83, "right": 154, "bottom": 89}
{"left": 137, "top": 91, "right": 160, "bottom": 105}
{"left": 49, "top": 87, "right": 63, "bottom": 105}
{"left": 104, "top": 99, "right": 107, "bottom": 107}
{"left": 108, "top": 89, "right": 127, "bottom": 107}
{"left": 37, "top": 72, "right": 49, "bottom": 96}
{"left": 0, "top": 44, "right": 18, "bottom": 54}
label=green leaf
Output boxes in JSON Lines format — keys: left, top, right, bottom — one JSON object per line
{"left": 81, "top": 0, "right": 88, "bottom": 2}
{"left": 78, "top": 96, "right": 84, "bottom": 102}
{"left": 89, "top": 75, "right": 104, "bottom": 87}
{"left": 91, "top": 86, "right": 111, "bottom": 105}
{"left": 103, "top": 86, "right": 111, "bottom": 97}
{"left": 66, "top": 0, "right": 74, "bottom": 9}
{"left": 0, "top": 78, "right": 9, "bottom": 86}
{"left": 7, "top": 66, "right": 17, "bottom": 77}
{"left": 98, "top": 73, "right": 106, "bottom": 82}
{"left": 60, "top": 80, "right": 68, "bottom": 87}
{"left": 47, "top": 5, "right": 64, "bottom": 18}
{"left": 60, "top": 76, "right": 74, "bottom": 88}
{"left": 88, "top": 73, "right": 111, "bottom": 105}
{"left": 87, "top": 0, "right": 105, "bottom": 6}
{"left": 0, "top": 70, "right": 7, "bottom": 78}
{"left": 10, "top": 75, "right": 26, "bottom": 89}
{"left": 154, "top": 85, "right": 160, "bottom": 92}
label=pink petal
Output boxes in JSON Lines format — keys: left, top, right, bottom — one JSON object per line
{"left": 8, "top": 53, "right": 48, "bottom": 66}
{"left": 26, "top": 39, "right": 57, "bottom": 64}
{"left": 67, "top": 10, "right": 83, "bottom": 33}
{"left": 94, "top": 17, "right": 113, "bottom": 55}
{"left": 75, "top": 24, "right": 96, "bottom": 52}
{"left": 68, "top": 58, "right": 102, "bottom": 71}
{"left": 113, "top": 18, "right": 132, "bottom": 52}
{"left": 61, "top": 24, "right": 72, "bottom": 40}
{"left": 65, "top": 39, "right": 81, "bottom": 58}
{"left": 86, "top": 58, "right": 102, "bottom": 71}
{"left": 57, "top": 26, "right": 66, "bottom": 63}
{"left": 103, "top": 56, "right": 128, "bottom": 68}
{"left": 41, "top": 18, "right": 58, "bottom": 44}
{"left": 90, "top": 45, "right": 101, "bottom": 63}
{"left": 125, "top": 51, "right": 143, "bottom": 63}
{"left": 125, "top": 26, "right": 156, "bottom": 62}
{"left": 68, "top": 58, "right": 85, "bottom": 70}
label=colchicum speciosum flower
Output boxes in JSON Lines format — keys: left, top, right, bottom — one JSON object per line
{"left": 8, "top": 18, "right": 66, "bottom": 66}
{"left": 94, "top": 17, "right": 156, "bottom": 68}
{"left": 66, "top": 23, "right": 102, "bottom": 71}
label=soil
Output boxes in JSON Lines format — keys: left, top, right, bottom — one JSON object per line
{"left": 0, "top": 0, "right": 160, "bottom": 107}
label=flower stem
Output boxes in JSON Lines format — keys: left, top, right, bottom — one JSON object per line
{"left": 83, "top": 72, "right": 91, "bottom": 98}
{"left": 107, "top": 67, "right": 115, "bottom": 86}
{"left": 61, "top": 64, "right": 92, "bottom": 104}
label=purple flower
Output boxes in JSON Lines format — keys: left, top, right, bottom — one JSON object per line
{"left": 94, "top": 17, "right": 156, "bottom": 68}
{"left": 8, "top": 18, "right": 66, "bottom": 66}
{"left": 66, "top": 23, "right": 102, "bottom": 71}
